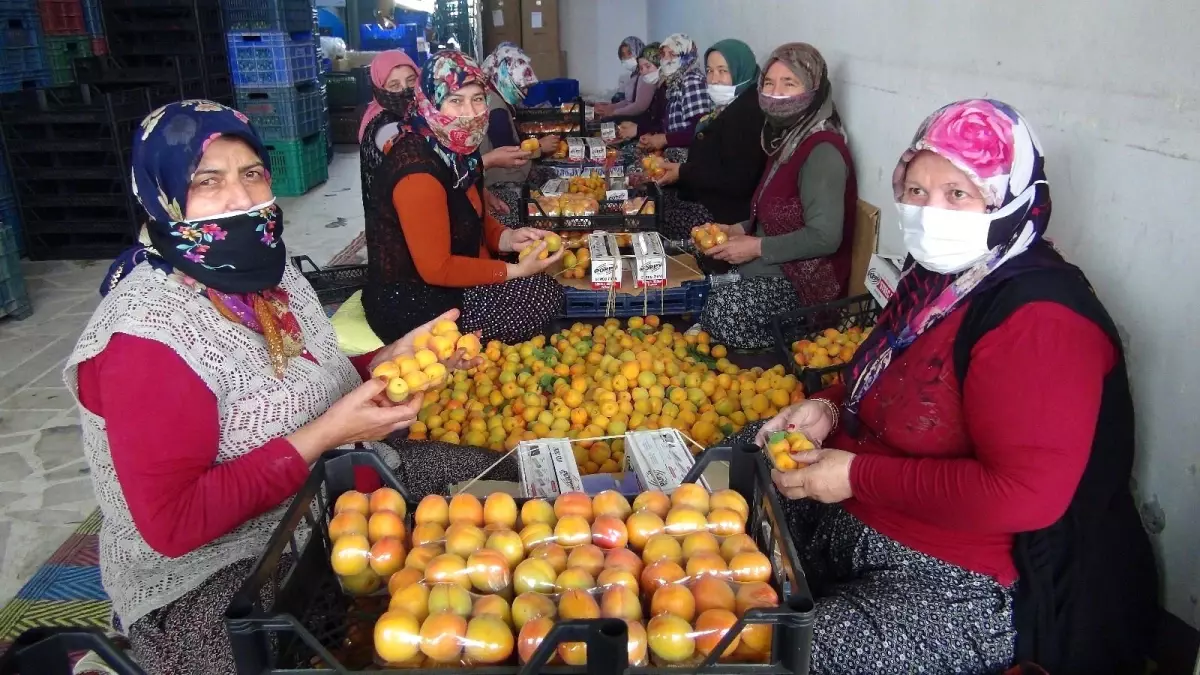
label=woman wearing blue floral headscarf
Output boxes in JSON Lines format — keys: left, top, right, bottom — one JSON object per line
{"left": 65, "top": 100, "right": 518, "bottom": 674}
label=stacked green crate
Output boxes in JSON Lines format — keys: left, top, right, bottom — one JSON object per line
{"left": 264, "top": 130, "right": 326, "bottom": 196}
{"left": 44, "top": 34, "right": 91, "bottom": 84}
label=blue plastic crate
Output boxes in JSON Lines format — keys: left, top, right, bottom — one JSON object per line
{"left": 358, "top": 22, "right": 417, "bottom": 55}
{"left": 561, "top": 279, "right": 711, "bottom": 318}
{"left": 227, "top": 31, "right": 318, "bottom": 87}
{"left": 0, "top": 158, "right": 10, "bottom": 202}
{"left": 223, "top": 0, "right": 313, "bottom": 33}
{"left": 235, "top": 80, "right": 323, "bottom": 141}
{"left": 0, "top": 197, "right": 31, "bottom": 318}
{"left": 0, "top": 68, "right": 50, "bottom": 92}
{"left": 0, "top": 8, "right": 45, "bottom": 77}
{"left": 81, "top": 0, "right": 101, "bottom": 35}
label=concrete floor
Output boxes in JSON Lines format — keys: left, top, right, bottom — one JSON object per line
{"left": 0, "top": 148, "right": 365, "bottom": 607}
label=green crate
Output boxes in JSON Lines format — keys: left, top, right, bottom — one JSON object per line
{"left": 0, "top": 218, "right": 32, "bottom": 320}
{"left": 45, "top": 35, "right": 93, "bottom": 85}
{"left": 265, "top": 130, "right": 328, "bottom": 196}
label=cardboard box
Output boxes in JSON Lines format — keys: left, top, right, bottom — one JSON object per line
{"left": 520, "top": 0, "right": 559, "bottom": 53}
{"left": 865, "top": 253, "right": 902, "bottom": 308}
{"left": 517, "top": 438, "right": 583, "bottom": 497}
{"left": 848, "top": 200, "right": 880, "bottom": 297}
{"left": 588, "top": 232, "right": 621, "bottom": 289}
{"left": 483, "top": 0, "right": 520, "bottom": 54}
{"left": 527, "top": 49, "right": 566, "bottom": 80}
{"left": 632, "top": 232, "right": 667, "bottom": 288}
{"left": 625, "top": 429, "right": 710, "bottom": 493}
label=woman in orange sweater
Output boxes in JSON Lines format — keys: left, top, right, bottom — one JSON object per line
{"left": 363, "top": 51, "right": 564, "bottom": 343}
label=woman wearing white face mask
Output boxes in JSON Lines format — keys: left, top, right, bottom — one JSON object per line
{"left": 608, "top": 42, "right": 663, "bottom": 131}
{"left": 595, "top": 35, "right": 643, "bottom": 108}
{"left": 652, "top": 38, "right": 766, "bottom": 240}
{"left": 363, "top": 51, "right": 564, "bottom": 345}
{"left": 617, "top": 34, "right": 711, "bottom": 158}
{"left": 740, "top": 100, "right": 1156, "bottom": 674}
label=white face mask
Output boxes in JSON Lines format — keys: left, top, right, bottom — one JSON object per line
{"left": 709, "top": 83, "right": 737, "bottom": 105}
{"left": 642, "top": 70, "right": 660, "bottom": 85}
{"left": 659, "top": 58, "right": 681, "bottom": 78}
{"left": 621, "top": 58, "right": 637, "bottom": 73}
{"left": 895, "top": 203, "right": 994, "bottom": 274}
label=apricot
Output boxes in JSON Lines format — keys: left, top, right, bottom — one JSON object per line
{"left": 466, "top": 549, "right": 511, "bottom": 593}
{"left": 410, "top": 522, "right": 443, "bottom": 548}
{"left": 419, "top": 612, "right": 467, "bottom": 663}
{"left": 709, "top": 489, "right": 749, "bottom": 521}
{"left": 428, "top": 582, "right": 473, "bottom": 617}
{"left": 651, "top": 582, "right": 696, "bottom": 622}
{"left": 598, "top": 584, "right": 642, "bottom": 622}
{"left": 625, "top": 511, "right": 665, "bottom": 551}
{"left": 604, "top": 547, "right": 644, "bottom": 577}
{"left": 389, "top": 580, "right": 430, "bottom": 621}
{"left": 334, "top": 490, "right": 369, "bottom": 516}
{"left": 553, "top": 514, "right": 592, "bottom": 547}
{"left": 519, "top": 498, "right": 556, "bottom": 527}
{"left": 566, "top": 544, "right": 605, "bottom": 577}
{"left": 484, "top": 528, "right": 525, "bottom": 568}
{"left": 513, "top": 558, "right": 557, "bottom": 595}
{"left": 647, "top": 613, "right": 696, "bottom": 663}
{"left": 590, "top": 515, "right": 629, "bottom": 549}
{"left": 555, "top": 567, "right": 595, "bottom": 592}
{"left": 695, "top": 608, "right": 740, "bottom": 658}
{"left": 557, "top": 588, "right": 601, "bottom": 620}
{"left": 330, "top": 534, "right": 370, "bottom": 577}
{"left": 719, "top": 533, "right": 760, "bottom": 562}
{"left": 558, "top": 638, "right": 587, "bottom": 666}
{"left": 735, "top": 581, "right": 779, "bottom": 617}
{"left": 511, "top": 591, "right": 557, "bottom": 629}
{"left": 591, "top": 490, "right": 632, "bottom": 520}
{"left": 596, "top": 568, "right": 639, "bottom": 593}
{"left": 641, "top": 533, "right": 683, "bottom": 565}
{"left": 640, "top": 560, "right": 685, "bottom": 596}
{"left": 738, "top": 622, "right": 772, "bottom": 657}
{"left": 686, "top": 551, "right": 729, "bottom": 579}
{"left": 519, "top": 523, "right": 554, "bottom": 550}
{"left": 553, "top": 491, "right": 594, "bottom": 523}
{"left": 424, "top": 553, "right": 470, "bottom": 589}
{"left": 693, "top": 576, "right": 738, "bottom": 614}
{"left": 681, "top": 531, "right": 721, "bottom": 560}
{"left": 632, "top": 490, "right": 671, "bottom": 518}
{"left": 707, "top": 508, "right": 746, "bottom": 537}
{"left": 369, "top": 487, "right": 407, "bottom": 517}
{"left": 728, "top": 551, "right": 772, "bottom": 583}
{"left": 528, "top": 542, "right": 568, "bottom": 574}
{"left": 369, "top": 537, "right": 407, "bottom": 578}
{"left": 374, "top": 610, "right": 422, "bottom": 664}
{"left": 340, "top": 569, "right": 382, "bottom": 595}
{"left": 472, "top": 594, "right": 512, "bottom": 625}
{"left": 671, "top": 483, "right": 710, "bottom": 514}
{"left": 387, "top": 567, "right": 425, "bottom": 595}
{"left": 405, "top": 544, "right": 443, "bottom": 572}
{"left": 517, "top": 616, "right": 555, "bottom": 664}
{"left": 625, "top": 619, "right": 649, "bottom": 666}
{"left": 368, "top": 511, "right": 406, "bottom": 544}
{"left": 448, "top": 493, "right": 484, "bottom": 526}
{"left": 415, "top": 494, "right": 449, "bottom": 526}
{"left": 328, "top": 512, "right": 368, "bottom": 541}
{"left": 464, "top": 615, "right": 514, "bottom": 664}
{"left": 664, "top": 507, "right": 708, "bottom": 537}
{"left": 445, "top": 522, "right": 487, "bottom": 559}
{"left": 483, "top": 493, "right": 518, "bottom": 529}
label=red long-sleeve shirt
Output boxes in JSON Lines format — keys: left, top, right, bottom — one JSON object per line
{"left": 812, "top": 301, "right": 1115, "bottom": 585}
{"left": 76, "top": 333, "right": 382, "bottom": 558}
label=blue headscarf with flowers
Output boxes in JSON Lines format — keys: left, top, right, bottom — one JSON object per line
{"left": 409, "top": 51, "right": 489, "bottom": 189}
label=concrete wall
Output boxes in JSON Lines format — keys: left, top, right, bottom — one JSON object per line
{"left": 560, "top": 0, "right": 648, "bottom": 97}
{"left": 647, "top": 0, "right": 1200, "bottom": 628}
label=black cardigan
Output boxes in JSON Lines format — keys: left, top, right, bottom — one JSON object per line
{"left": 676, "top": 86, "right": 767, "bottom": 224}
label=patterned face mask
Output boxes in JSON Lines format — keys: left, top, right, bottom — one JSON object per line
{"left": 146, "top": 201, "right": 285, "bottom": 294}
{"left": 373, "top": 84, "right": 415, "bottom": 116}
{"left": 427, "top": 108, "right": 488, "bottom": 155}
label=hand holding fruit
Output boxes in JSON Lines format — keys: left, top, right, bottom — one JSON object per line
{"left": 690, "top": 223, "right": 729, "bottom": 252}
{"left": 287, "top": 379, "right": 424, "bottom": 462}
{"left": 519, "top": 137, "right": 542, "bottom": 157}
{"left": 538, "top": 134, "right": 561, "bottom": 156}
{"left": 483, "top": 146, "right": 531, "bottom": 169}
{"left": 755, "top": 399, "right": 836, "bottom": 447}
{"left": 772, "top": 448, "right": 855, "bottom": 503}
{"left": 509, "top": 240, "right": 565, "bottom": 279}
{"left": 369, "top": 309, "right": 461, "bottom": 372}
{"left": 638, "top": 134, "right": 667, "bottom": 151}
{"left": 707, "top": 235, "right": 762, "bottom": 264}
{"left": 499, "top": 227, "right": 548, "bottom": 253}
{"left": 654, "top": 161, "right": 681, "bottom": 186}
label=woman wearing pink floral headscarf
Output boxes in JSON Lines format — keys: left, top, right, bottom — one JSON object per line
{"left": 730, "top": 99, "right": 1156, "bottom": 674}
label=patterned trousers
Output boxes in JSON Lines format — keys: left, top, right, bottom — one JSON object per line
{"left": 700, "top": 275, "right": 802, "bottom": 350}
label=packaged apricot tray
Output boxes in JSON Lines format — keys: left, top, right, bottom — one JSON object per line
{"left": 520, "top": 182, "right": 662, "bottom": 233}
{"left": 769, "top": 293, "right": 881, "bottom": 395}
{"left": 225, "top": 445, "right": 815, "bottom": 674}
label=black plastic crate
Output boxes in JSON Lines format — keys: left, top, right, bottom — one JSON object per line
{"left": 225, "top": 444, "right": 814, "bottom": 674}
{"left": 770, "top": 293, "right": 881, "bottom": 394}
{"left": 0, "top": 83, "right": 157, "bottom": 126}
{"left": 292, "top": 254, "right": 365, "bottom": 306}
{"left": 222, "top": 0, "right": 312, "bottom": 33}
{"left": 0, "top": 628, "right": 144, "bottom": 675}
{"left": 321, "top": 71, "right": 359, "bottom": 109}
{"left": 328, "top": 107, "right": 359, "bottom": 145}
{"left": 514, "top": 98, "right": 587, "bottom": 137}
{"left": 520, "top": 181, "right": 661, "bottom": 232}
{"left": 23, "top": 228, "right": 136, "bottom": 260}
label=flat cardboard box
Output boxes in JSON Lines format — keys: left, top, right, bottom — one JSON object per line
{"left": 625, "top": 429, "right": 710, "bottom": 493}
{"left": 527, "top": 49, "right": 566, "bottom": 80}
{"left": 558, "top": 253, "right": 704, "bottom": 295}
{"left": 516, "top": 438, "right": 583, "bottom": 497}
{"left": 483, "top": 0, "right": 521, "bottom": 54}
{"left": 520, "top": 0, "right": 559, "bottom": 53}
{"left": 848, "top": 199, "right": 880, "bottom": 297}
{"left": 865, "top": 253, "right": 902, "bottom": 307}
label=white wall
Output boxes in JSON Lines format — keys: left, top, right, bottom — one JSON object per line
{"left": 648, "top": 0, "right": 1200, "bottom": 628}
{"left": 560, "top": 0, "right": 648, "bottom": 97}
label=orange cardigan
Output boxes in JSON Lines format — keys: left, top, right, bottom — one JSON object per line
{"left": 392, "top": 174, "right": 508, "bottom": 287}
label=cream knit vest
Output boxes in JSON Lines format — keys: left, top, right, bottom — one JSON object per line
{"left": 64, "top": 262, "right": 398, "bottom": 627}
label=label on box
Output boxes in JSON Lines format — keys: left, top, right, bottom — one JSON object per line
{"left": 588, "top": 232, "right": 621, "bottom": 289}
{"left": 585, "top": 105, "right": 595, "bottom": 121}
{"left": 605, "top": 189, "right": 628, "bottom": 201}
{"left": 865, "top": 253, "right": 901, "bottom": 308}
{"left": 416, "top": 38, "right": 428, "bottom": 53}
{"left": 625, "top": 429, "right": 708, "bottom": 492}
{"left": 567, "top": 138, "right": 586, "bottom": 162}
{"left": 541, "top": 178, "right": 568, "bottom": 197}
{"left": 517, "top": 438, "right": 583, "bottom": 497}
{"left": 586, "top": 138, "right": 606, "bottom": 162}
{"left": 530, "top": 11, "right": 542, "bottom": 29}
{"left": 609, "top": 165, "right": 624, "bottom": 178}
{"left": 600, "top": 122, "right": 616, "bottom": 141}
{"left": 491, "top": 9, "right": 504, "bottom": 26}
{"left": 632, "top": 232, "right": 667, "bottom": 287}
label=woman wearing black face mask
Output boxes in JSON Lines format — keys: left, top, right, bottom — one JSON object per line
{"left": 360, "top": 50, "right": 420, "bottom": 212}
{"left": 71, "top": 101, "right": 518, "bottom": 675}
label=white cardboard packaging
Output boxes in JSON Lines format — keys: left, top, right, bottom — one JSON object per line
{"left": 517, "top": 438, "right": 584, "bottom": 497}
{"left": 865, "top": 253, "right": 902, "bottom": 307}
{"left": 632, "top": 232, "right": 667, "bottom": 288}
{"left": 624, "top": 429, "right": 709, "bottom": 493}
{"left": 585, "top": 137, "right": 607, "bottom": 162}
{"left": 566, "top": 138, "right": 586, "bottom": 163}
{"left": 588, "top": 232, "right": 621, "bottom": 289}
{"left": 540, "top": 178, "right": 568, "bottom": 197}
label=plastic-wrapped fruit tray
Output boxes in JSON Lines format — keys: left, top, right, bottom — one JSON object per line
{"left": 225, "top": 444, "right": 815, "bottom": 674}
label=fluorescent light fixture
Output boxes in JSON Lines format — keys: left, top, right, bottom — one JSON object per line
{"left": 394, "top": 0, "right": 435, "bottom": 12}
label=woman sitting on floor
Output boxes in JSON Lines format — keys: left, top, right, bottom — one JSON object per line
{"left": 362, "top": 51, "right": 564, "bottom": 345}
{"left": 699, "top": 43, "right": 856, "bottom": 349}
{"left": 66, "top": 100, "right": 516, "bottom": 675}
{"left": 617, "top": 34, "right": 711, "bottom": 162}
{"left": 652, "top": 38, "right": 766, "bottom": 240}
{"left": 740, "top": 99, "right": 1158, "bottom": 675}
{"left": 594, "top": 36, "right": 654, "bottom": 119}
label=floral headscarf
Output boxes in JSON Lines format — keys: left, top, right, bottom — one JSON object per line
{"left": 410, "top": 50, "right": 489, "bottom": 189}
{"left": 104, "top": 100, "right": 304, "bottom": 377}
{"left": 619, "top": 36, "right": 645, "bottom": 59}
{"left": 639, "top": 42, "right": 662, "bottom": 69}
{"left": 490, "top": 49, "right": 537, "bottom": 108}
{"left": 359, "top": 50, "right": 419, "bottom": 142}
{"left": 844, "top": 99, "right": 1065, "bottom": 422}
{"left": 659, "top": 33, "right": 699, "bottom": 83}
{"left": 480, "top": 42, "right": 522, "bottom": 81}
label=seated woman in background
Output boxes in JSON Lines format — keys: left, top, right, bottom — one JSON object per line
{"left": 653, "top": 38, "right": 766, "bottom": 240}
{"left": 362, "top": 51, "right": 564, "bottom": 345}
{"left": 71, "top": 101, "right": 514, "bottom": 674}
{"left": 699, "top": 43, "right": 856, "bottom": 349}
{"left": 479, "top": 44, "right": 558, "bottom": 188}
{"left": 618, "top": 34, "right": 711, "bottom": 162}
{"left": 594, "top": 36, "right": 651, "bottom": 116}
{"left": 602, "top": 41, "right": 663, "bottom": 129}
{"left": 742, "top": 99, "right": 1157, "bottom": 675}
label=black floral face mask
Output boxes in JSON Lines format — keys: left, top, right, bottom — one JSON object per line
{"left": 373, "top": 85, "right": 416, "bottom": 117}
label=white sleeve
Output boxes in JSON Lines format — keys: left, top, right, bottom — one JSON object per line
{"left": 374, "top": 122, "right": 402, "bottom": 151}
